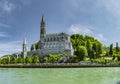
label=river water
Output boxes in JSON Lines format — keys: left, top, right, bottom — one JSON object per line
{"left": 0, "top": 68, "right": 120, "bottom": 84}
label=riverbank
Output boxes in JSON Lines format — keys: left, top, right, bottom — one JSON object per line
{"left": 0, "top": 63, "right": 120, "bottom": 68}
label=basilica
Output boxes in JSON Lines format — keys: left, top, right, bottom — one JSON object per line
{"left": 22, "top": 15, "right": 74, "bottom": 58}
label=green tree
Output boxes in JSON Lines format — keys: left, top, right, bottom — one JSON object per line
{"left": 116, "top": 42, "right": 119, "bottom": 54}
{"left": 109, "top": 43, "right": 113, "bottom": 56}
{"left": 17, "top": 56, "right": 23, "bottom": 63}
{"left": 32, "top": 55, "right": 39, "bottom": 63}
{"left": 97, "top": 43, "right": 103, "bottom": 57}
{"left": 43, "top": 57, "right": 48, "bottom": 63}
{"left": 69, "top": 55, "right": 79, "bottom": 63}
{"left": 10, "top": 57, "right": 16, "bottom": 64}
{"left": 76, "top": 46, "right": 88, "bottom": 61}
{"left": 92, "top": 43, "right": 97, "bottom": 52}
{"left": 0, "top": 58, "right": 9, "bottom": 64}
{"left": 86, "top": 40, "right": 92, "bottom": 59}
{"left": 5, "top": 57, "right": 10, "bottom": 64}
{"left": 70, "top": 34, "right": 104, "bottom": 59}
{"left": 1, "top": 58, "right": 6, "bottom": 64}
{"left": 25, "top": 56, "right": 32, "bottom": 64}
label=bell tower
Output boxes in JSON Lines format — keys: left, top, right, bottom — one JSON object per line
{"left": 23, "top": 38, "right": 28, "bottom": 58}
{"left": 40, "top": 15, "right": 46, "bottom": 39}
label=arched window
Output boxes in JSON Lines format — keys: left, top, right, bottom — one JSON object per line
{"left": 54, "top": 37, "right": 56, "bottom": 41}
{"left": 44, "top": 38, "right": 46, "bottom": 42}
{"left": 61, "top": 36, "right": 63, "bottom": 39}
{"left": 57, "top": 37, "right": 59, "bottom": 41}
{"left": 66, "top": 37, "right": 68, "bottom": 40}
{"left": 51, "top": 37, "right": 52, "bottom": 41}
{"left": 48, "top": 38, "right": 49, "bottom": 41}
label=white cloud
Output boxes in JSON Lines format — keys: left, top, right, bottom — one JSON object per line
{"left": 0, "top": 0, "right": 16, "bottom": 14}
{"left": 95, "top": 33, "right": 106, "bottom": 41}
{"left": 68, "top": 24, "right": 106, "bottom": 42}
{"left": 2, "top": 1, "right": 16, "bottom": 13}
{"left": 0, "top": 41, "right": 22, "bottom": 57}
{"left": 0, "top": 32, "right": 8, "bottom": 37}
{"left": 69, "top": 24, "right": 94, "bottom": 35}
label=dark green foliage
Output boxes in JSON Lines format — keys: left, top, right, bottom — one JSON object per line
{"left": 31, "top": 44, "right": 34, "bottom": 51}
{"left": 96, "top": 43, "right": 103, "bottom": 58}
{"left": 0, "top": 57, "right": 10, "bottom": 64}
{"left": 86, "top": 40, "right": 93, "bottom": 59}
{"left": 25, "top": 56, "right": 32, "bottom": 64}
{"left": 69, "top": 55, "right": 79, "bottom": 63}
{"left": 43, "top": 53, "right": 65, "bottom": 63}
{"left": 0, "top": 58, "right": 6, "bottom": 64}
{"left": 116, "top": 42, "right": 119, "bottom": 53}
{"left": 17, "top": 56, "right": 23, "bottom": 63}
{"left": 31, "top": 41, "right": 40, "bottom": 51}
{"left": 32, "top": 55, "right": 39, "bottom": 63}
{"left": 109, "top": 44, "right": 113, "bottom": 56}
{"left": 5, "top": 57, "right": 10, "bottom": 64}
{"left": 92, "top": 43, "right": 97, "bottom": 52}
{"left": 35, "top": 41, "right": 40, "bottom": 50}
{"left": 10, "top": 57, "right": 16, "bottom": 64}
{"left": 75, "top": 46, "right": 88, "bottom": 61}
{"left": 117, "top": 56, "right": 120, "bottom": 61}
{"left": 70, "top": 34, "right": 103, "bottom": 60}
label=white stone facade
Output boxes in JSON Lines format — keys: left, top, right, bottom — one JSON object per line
{"left": 23, "top": 15, "right": 74, "bottom": 58}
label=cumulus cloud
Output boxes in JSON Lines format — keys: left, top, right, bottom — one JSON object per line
{"left": 0, "top": 0, "right": 16, "bottom": 13}
{"left": 68, "top": 24, "right": 106, "bottom": 42}
{"left": 0, "top": 41, "right": 22, "bottom": 56}
{"left": 3, "top": 1, "right": 16, "bottom": 13}
{"left": 69, "top": 24, "right": 94, "bottom": 35}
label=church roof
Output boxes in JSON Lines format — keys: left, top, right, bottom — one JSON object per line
{"left": 46, "top": 32, "right": 69, "bottom": 37}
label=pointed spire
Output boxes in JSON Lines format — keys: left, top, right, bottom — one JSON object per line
{"left": 40, "top": 14, "right": 46, "bottom": 39}
{"left": 23, "top": 38, "right": 27, "bottom": 44}
{"left": 42, "top": 14, "right": 45, "bottom": 22}
{"left": 41, "top": 14, "right": 45, "bottom": 26}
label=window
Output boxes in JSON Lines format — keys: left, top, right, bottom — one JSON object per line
{"left": 57, "top": 37, "right": 59, "bottom": 41}
{"left": 54, "top": 37, "right": 56, "bottom": 41}
{"left": 51, "top": 38, "right": 52, "bottom": 41}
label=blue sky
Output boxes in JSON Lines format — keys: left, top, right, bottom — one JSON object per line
{"left": 0, "top": 0, "right": 120, "bottom": 56}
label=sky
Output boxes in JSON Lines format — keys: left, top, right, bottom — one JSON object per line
{"left": 0, "top": 0, "right": 120, "bottom": 56}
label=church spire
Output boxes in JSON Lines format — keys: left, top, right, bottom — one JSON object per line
{"left": 41, "top": 14, "right": 45, "bottom": 23}
{"left": 40, "top": 14, "right": 46, "bottom": 39}
{"left": 23, "top": 37, "right": 27, "bottom": 44}
{"left": 23, "top": 38, "right": 28, "bottom": 58}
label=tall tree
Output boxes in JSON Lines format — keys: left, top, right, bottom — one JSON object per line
{"left": 32, "top": 55, "right": 39, "bottom": 63}
{"left": 76, "top": 46, "right": 88, "bottom": 61}
{"left": 17, "top": 56, "right": 23, "bottom": 63}
{"left": 116, "top": 42, "right": 119, "bottom": 53}
{"left": 109, "top": 43, "right": 113, "bottom": 56}
{"left": 25, "top": 56, "right": 32, "bottom": 64}
{"left": 10, "top": 57, "right": 16, "bottom": 64}
{"left": 97, "top": 43, "right": 103, "bottom": 57}
{"left": 86, "top": 40, "right": 92, "bottom": 59}
{"left": 92, "top": 43, "right": 97, "bottom": 52}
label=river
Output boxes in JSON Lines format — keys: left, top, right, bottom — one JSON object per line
{"left": 0, "top": 68, "right": 120, "bottom": 84}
